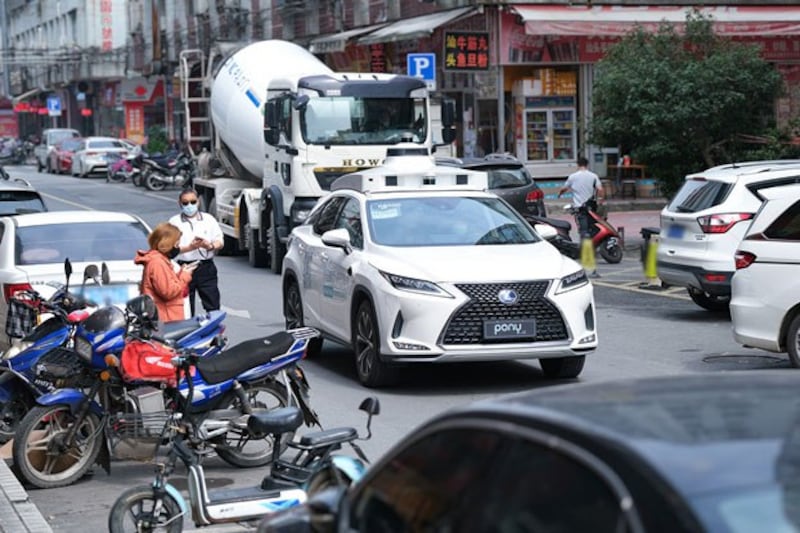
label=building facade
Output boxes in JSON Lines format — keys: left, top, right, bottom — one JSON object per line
{"left": 1, "top": 0, "right": 798, "bottom": 179}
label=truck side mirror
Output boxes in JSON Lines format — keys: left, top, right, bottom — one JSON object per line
{"left": 441, "top": 127, "right": 456, "bottom": 145}
{"left": 441, "top": 98, "right": 456, "bottom": 128}
{"left": 264, "top": 129, "right": 279, "bottom": 145}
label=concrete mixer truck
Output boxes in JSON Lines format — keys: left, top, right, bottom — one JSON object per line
{"left": 179, "top": 40, "right": 455, "bottom": 273}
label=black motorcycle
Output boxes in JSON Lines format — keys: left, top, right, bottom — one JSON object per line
{"left": 143, "top": 152, "right": 195, "bottom": 191}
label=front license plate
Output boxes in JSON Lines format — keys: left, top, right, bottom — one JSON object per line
{"left": 483, "top": 319, "right": 536, "bottom": 340}
{"left": 667, "top": 225, "right": 684, "bottom": 238}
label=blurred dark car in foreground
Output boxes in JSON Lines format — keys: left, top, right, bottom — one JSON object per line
{"left": 259, "top": 371, "right": 800, "bottom": 533}
{"left": 436, "top": 153, "right": 546, "bottom": 217}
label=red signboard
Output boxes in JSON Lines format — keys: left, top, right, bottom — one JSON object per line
{"left": 0, "top": 111, "right": 18, "bottom": 138}
{"left": 444, "top": 31, "right": 490, "bottom": 70}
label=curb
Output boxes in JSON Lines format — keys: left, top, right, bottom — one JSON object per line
{"left": 0, "top": 459, "right": 52, "bottom": 533}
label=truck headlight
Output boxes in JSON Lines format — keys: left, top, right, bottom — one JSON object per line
{"left": 556, "top": 270, "right": 589, "bottom": 294}
{"left": 379, "top": 271, "right": 453, "bottom": 298}
{"left": 74, "top": 336, "right": 93, "bottom": 362}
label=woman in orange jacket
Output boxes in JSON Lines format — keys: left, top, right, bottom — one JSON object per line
{"left": 134, "top": 222, "right": 197, "bottom": 322}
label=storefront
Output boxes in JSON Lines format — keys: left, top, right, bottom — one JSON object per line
{"left": 119, "top": 78, "right": 167, "bottom": 145}
{"left": 498, "top": 4, "right": 800, "bottom": 178}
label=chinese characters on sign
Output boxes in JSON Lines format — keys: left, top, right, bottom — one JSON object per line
{"left": 444, "top": 32, "right": 489, "bottom": 71}
{"left": 125, "top": 103, "right": 145, "bottom": 145}
{"left": 369, "top": 44, "right": 386, "bottom": 73}
{"left": 100, "top": 0, "right": 113, "bottom": 51}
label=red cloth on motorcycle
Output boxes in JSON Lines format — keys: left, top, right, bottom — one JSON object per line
{"left": 121, "top": 339, "right": 179, "bottom": 386}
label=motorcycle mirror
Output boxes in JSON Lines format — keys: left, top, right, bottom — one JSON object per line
{"left": 64, "top": 258, "right": 73, "bottom": 292}
{"left": 359, "top": 396, "right": 380, "bottom": 440}
{"left": 83, "top": 264, "right": 100, "bottom": 286}
{"left": 101, "top": 262, "right": 110, "bottom": 285}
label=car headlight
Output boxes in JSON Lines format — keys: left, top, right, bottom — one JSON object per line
{"left": 74, "top": 336, "right": 93, "bottom": 362}
{"left": 379, "top": 271, "right": 453, "bottom": 298}
{"left": 556, "top": 270, "right": 589, "bottom": 294}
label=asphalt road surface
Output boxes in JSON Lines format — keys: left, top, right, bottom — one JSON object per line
{"left": 2, "top": 166, "right": 786, "bottom": 532}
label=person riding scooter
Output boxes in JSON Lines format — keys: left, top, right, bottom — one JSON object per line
{"left": 557, "top": 156, "right": 604, "bottom": 238}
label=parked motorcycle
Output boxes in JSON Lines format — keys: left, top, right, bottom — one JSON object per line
{"left": 12, "top": 295, "right": 318, "bottom": 489}
{"left": 0, "top": 261, "right": 228, "bottom": 444}
{"left": 131, "top": 151, "right": 178, "bottom": 187}
{"left": 108, "top": 349, "right": 378, "bottom": 532}
{"left": 0, "top": 261, "right": 101, "bottom": 442}
{"left": 143, "top": 152, "right": 196, "bottom": 191}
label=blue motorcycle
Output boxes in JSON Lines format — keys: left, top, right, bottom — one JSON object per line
{"left": 0, "top": 264, "right": 227, "bottom": 443}
{"left": 12, "top": 295, "right": 320, "bottom": 489}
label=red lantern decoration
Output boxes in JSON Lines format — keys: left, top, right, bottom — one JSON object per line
{"left": 80, "top": 108, "right": 93, "bottom": 117}
{"left": 37, "top": 108, "right": 48, "bottom": 115}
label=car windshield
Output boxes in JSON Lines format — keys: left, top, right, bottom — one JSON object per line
{"left": 0, "top": 191, "right": 46, "bottom": 216}
{"left": 15, "top": 221, "right": 149, "bottom": 265}
{"left": 300, "top": 97, "right": 427, "bottom": 145}
{"left": 694, "top": 485, "right": 797, "bottom": 532}
{"left": 367, "top": 196, "right": 538, "bottom": 247}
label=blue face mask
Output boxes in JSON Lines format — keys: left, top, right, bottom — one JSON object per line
{"left": 181, "top": 202, "right": 198, "bottom": 217}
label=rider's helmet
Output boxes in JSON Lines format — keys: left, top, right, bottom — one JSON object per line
{"left": 125, "top": 294, "right": 159, "bottom": 325}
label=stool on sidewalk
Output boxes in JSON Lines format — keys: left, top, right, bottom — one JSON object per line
{"left": 621, "top": 180, "right": 637, "bottom": 199}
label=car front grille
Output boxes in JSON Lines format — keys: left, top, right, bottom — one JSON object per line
{"left": 441, "top": 281, "right": 568, "bottom": 344}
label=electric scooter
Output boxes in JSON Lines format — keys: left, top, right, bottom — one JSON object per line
{"left": 108, "top": 351, "right": 380, "bottom": 532}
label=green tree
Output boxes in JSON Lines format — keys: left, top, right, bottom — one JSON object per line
{"left": 145, "top": 125, "right": 168, "bottom": 154}
{"left": 590, "top": 11, "right": 784, "bottom": 196}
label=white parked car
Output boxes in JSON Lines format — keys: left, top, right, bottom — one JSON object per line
{"left": 281, "top": 151, "right": 597, "bottom": 387}
{"left": 0, "top": 210, "right": 150, "bottom": 350}
{"left": 70, "top": 137, "right": 131, "bottom": 178}
{"left": 657, "top": 160, "right": 800, "bottom": 311}
{"left": 731, "top": 181, "right": 800, "bottom": 366}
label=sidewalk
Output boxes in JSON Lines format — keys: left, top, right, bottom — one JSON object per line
{"left": 0, "top": 458, "right": 52, "bottom": 533}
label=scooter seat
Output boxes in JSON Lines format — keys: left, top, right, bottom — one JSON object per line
{"left": 298, "top": 426, "right": 357, "bottom": 448}
{"left": 526, "top": 215, "right": 572, "bottom": 232}
{"left": 247, "top": 406, "right": 303, "bottom": 436}
{"left": 195, "top": 331, "right": 295, "bottom": 384}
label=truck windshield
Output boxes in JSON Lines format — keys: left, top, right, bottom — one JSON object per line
{"left": 300, "top": 97, "right": 427, "bottom": 146}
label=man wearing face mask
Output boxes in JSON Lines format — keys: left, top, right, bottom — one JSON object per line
{"left": 169, "top": 188, "right": 224, "bottom": 316}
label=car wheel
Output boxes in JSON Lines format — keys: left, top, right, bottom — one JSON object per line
{"left": 352, "top": 299, "right": 395, "bottom": 387}
{"left": 786, "top": 314, "right": 800, "bottom": 369}
{"left": 540, "top": 355, "right": 585, "bottom": 379}
{"left": 284, "top": 279, "right": 322, "bottom": 357}
{"left": 687, "top": 287, "right": 730, "bottom": 312}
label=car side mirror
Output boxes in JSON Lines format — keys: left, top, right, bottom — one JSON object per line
{"left": 321, "top": 228, "right": 352, "bottom": 254}
{"left": 534, "top": 224, "right": 558, "bottom": 241}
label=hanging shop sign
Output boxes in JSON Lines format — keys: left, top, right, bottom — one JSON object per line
{"left": 443, "top": 31, "right": 489, "bottom": 71}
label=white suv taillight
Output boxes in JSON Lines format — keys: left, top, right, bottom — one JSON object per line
{"left": 734, "top": 250, "right": 757, "bottom": 269}
{"left": 697, "top": 213, "right": 754, "bottom": 234}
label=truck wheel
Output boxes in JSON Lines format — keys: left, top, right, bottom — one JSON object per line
{"left": 248, "top": 228, "right": 268, "bottom": 268}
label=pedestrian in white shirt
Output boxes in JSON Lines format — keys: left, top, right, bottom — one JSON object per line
{"left": 557, "top": 156, "right": 604, "bottom": 238}
{"left": 169, "top": 188, "right": 224, "bottom": 316}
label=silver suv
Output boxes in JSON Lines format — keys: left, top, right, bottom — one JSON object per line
{"left": 657, "top": 160, "right": 800, "bottom": 311}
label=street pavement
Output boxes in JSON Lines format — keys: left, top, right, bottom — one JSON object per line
{"left": 0, "top": 197, "right": 666, "bottom": 532}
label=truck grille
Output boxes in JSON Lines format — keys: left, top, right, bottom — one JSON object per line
{"left": 314, "top": 168, "right": 368, "bottom": 190}
{"left": 441, "top": 281, "right": 568, "bottom": 345}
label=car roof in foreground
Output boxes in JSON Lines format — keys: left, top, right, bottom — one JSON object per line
{"left": 439, "top": 371, "right": 800, "bottom": 498}
{"left": 9, "top": 210, "right": 140, "bottom": 227}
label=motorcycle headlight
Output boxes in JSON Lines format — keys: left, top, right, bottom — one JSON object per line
{"left": 379, "top": 271, "right": 453, "bottom": 298}
{"left": 556, "top": 270, "right": 589, "bottom": 294}
{"left": 74, "top": 336, "right": 93, "bottom": 362}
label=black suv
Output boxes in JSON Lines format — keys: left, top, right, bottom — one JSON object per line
{"left": 437, "top": 153, "right": 546, "bottom": 217}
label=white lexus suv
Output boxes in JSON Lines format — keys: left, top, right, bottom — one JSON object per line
{"left": 657, "top": 160, "right": 800, "bottom": 311}
{"left": 281, "top": 149, "right": 597, "bottom": 387}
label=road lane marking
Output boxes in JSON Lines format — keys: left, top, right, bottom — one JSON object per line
{"left": 39, "top": 189, "right": 175, "bottom": 210}
{"left": 592, "top": 279, "right": 691, "bottom": 300}
{"left": 221, "top": 305, "right": 252, "bottom": 319}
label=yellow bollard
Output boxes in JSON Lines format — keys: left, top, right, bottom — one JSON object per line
{"left": 640, "top": 234, "right": 662, "bottom": 289}
{"left": 580, "top": 236, "right": 599, "bottom": 278}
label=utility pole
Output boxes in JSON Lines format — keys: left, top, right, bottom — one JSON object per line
{"left": 0, "top": 0, "right": 9, "bottom": 98}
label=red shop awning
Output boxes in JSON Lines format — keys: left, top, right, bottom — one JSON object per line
{"left": 512, "top": 5, "right": 800, "bottom": 37}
